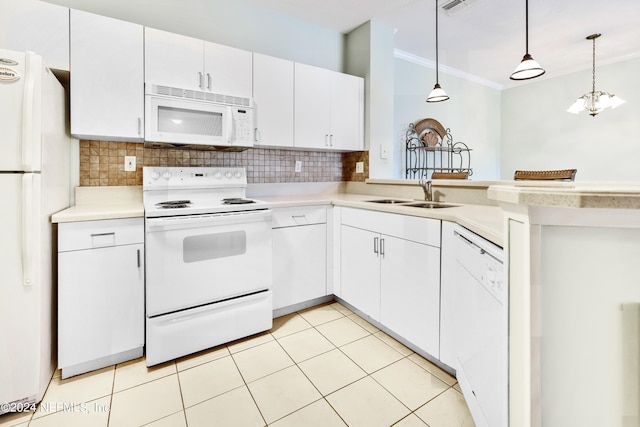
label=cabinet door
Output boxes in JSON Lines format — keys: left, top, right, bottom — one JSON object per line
{"left": 58, "top": 243, "right": 144, "bottom": 368}
{"left": 294, "top": 62, "right": 331, "bottom": 149}
{"left": 253, "top": 53, "right": 294, "bottom": 148}
{"left": 70, "top": 10, "right": 144, "bottom": 141}
{"left": 204, "top": 41, "right": 252, "bottom": 98}
{"left": 340, "top": 225, "right": 380, "bottom": 321}
{"left": 330, "top": 72, "right": 364, "bottom": 151}
{"left": 380, "top": 235, "right": 441, "bottom": 357}
{"left": 273, "top": 224, "right": 327, "bottom": 310}
{"left": 144, "top": 27, "right": 204, "bottom": 91}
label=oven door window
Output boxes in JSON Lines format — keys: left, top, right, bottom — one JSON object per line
{"left": 158, "top": 106, "right": 222, "bottom": 137}
{"left": 183, "top": 231, "right": 246, "bottom": 263}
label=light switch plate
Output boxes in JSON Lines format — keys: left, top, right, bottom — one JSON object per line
{"left": 295, "top": 160, "right": 302, "bottom": 173}
{"left": 356, "top": 162, "right": 364, "bottom": 173}
{"left": 380, "top": 144, "right": 388, "bottom": 159}
{"left": 124, "top": 156, "right": 136, "bottom": 172}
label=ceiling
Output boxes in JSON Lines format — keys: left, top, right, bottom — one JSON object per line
{"left": 243, "top": 0, "right": 640, "bottom": 89}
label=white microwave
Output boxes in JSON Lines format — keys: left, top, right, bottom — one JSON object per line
{"left": 144, "top": 84, "right": 255, "bottom": 149}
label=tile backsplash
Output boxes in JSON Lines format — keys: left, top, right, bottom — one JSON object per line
{"left": 79, "top": 141, "right": 369, "bottom": 186}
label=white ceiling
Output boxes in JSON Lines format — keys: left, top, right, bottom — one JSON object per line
{"left": 243, "top": 0, "right": 640, "bottom": 89}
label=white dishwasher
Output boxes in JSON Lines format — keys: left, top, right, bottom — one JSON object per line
{"left": 441, "top": 223, "right": 506, "bottom": 427}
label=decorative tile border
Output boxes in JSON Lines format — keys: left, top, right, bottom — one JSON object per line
{"left": 79, "top": 140, "right": 367, "bottom": 186}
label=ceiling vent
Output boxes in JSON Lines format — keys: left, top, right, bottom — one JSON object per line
{"left": 441, "top": 0, "right": 478, "bottom": 16}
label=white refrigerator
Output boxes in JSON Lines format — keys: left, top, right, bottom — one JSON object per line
{"left": 0, "top": 49, "right": 70, "bottom": 412}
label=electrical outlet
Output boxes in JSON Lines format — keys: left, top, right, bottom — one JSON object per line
{"left": 380, "top": 144, "right": 388, "bottom": 159}
{"left": 295, "top": 160, "right": 302, "bottom": 173}
{"left": 124, "top": 156, "right": 136, "bottom": 172}
{"left": 356, "top": 162, "right": 364, "bottom": 173}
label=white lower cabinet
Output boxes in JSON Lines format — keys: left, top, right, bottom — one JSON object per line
{"left": 340, "top": 208, "right": 441, "bottom": 356}
{"left": 380, "top": 235, "right": 440, "bottom": 358}
{"left": 340, "top": 225, "right": 382, "bottom": 320}
{"left": 272, "top": 206, "right": 327, "bottom": 312}
{"left": 58, "top": 218, "right": 144, "bottom": 379}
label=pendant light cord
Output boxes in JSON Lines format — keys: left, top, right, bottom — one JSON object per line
{"left": 525, "top": 0, "right": 529, "bottom": 54}
{"left": 591, "top": 36, "right": 596, "bottom": 95}
{"left": 435, "top": 0, "right": 439, "bottom": 83}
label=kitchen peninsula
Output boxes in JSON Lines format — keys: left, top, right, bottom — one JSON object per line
{"left": 489, "top": 183, "right": 640, "bottom": 427}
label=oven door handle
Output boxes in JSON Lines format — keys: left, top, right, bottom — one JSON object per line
{"left": 146, "top": 209, "right": 272, "bottom": 231}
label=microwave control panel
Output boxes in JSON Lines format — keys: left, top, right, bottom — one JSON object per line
{"left": 232, "top": 107, "right": 254, "bottom": 144}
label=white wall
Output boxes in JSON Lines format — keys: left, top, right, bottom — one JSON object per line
{"left": 394, "top": 58, "right": 502, "bottom": 180}
{"left": 44, "top": 0, "right": 345, "bottom": 72}
{"left": 347, "top": 21, "right": 396, "bottom": 179}
{"left": 501, "top": 57, "right": 640, "bottom": 181}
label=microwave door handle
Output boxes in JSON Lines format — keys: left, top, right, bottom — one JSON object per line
{"left": 226, "top": 108, "right": 234, "bottom": 145}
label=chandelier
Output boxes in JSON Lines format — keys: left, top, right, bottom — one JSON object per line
{"left": 567, "top": 33, "right": 625, "bottom": 117}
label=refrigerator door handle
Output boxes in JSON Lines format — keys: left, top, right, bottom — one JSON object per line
{"left": 21, "top": 52, "right": 36, "bottom": 171}
{"left": 22, "top": 174, "right": 34, "bottom": 286}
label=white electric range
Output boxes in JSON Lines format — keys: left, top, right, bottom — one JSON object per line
{"left": 143, "top": 166, "right": 273, "bottom": 366}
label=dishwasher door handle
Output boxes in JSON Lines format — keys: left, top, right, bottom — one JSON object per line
{"left": 454, "top": 230, "right": 484, "bottom": 254}
{"left": 455, "top": 230, "right": 503, "bottom": 264}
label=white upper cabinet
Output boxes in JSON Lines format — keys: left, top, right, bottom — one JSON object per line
{"left": 294, "top": 63, "right": 333, "bottom": 150}
{"left": 1, "top": 1, "right": 69, "bottom": 71}
{"left": 145, "top": 27, "right": 252, "bottom": 98}
{"left": 252, "top": 53, "right": 294, "bottom": 148}
{"left": 331, "top": 72, "right": 364, "bottom": 151}
{"left": 294, "top": 62, "right": 364, "bottom": 151}
{"left": 144, "top": 28, "right": 203, "bottom": 91}
{"left": 70, "top": 10, "right": 144, "bottom": 141}
{"left": 204, "top": 42, "right": 252, "bottom": 98}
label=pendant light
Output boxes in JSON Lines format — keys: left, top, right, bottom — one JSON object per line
{"left": 427, "top": 0, "right": 449, "bottom": 102}
{"left": 510, "top": 0, "right": 545, "bottom": 80}
{"left": 567, "top": 33, "right": 625, "bottom": 117}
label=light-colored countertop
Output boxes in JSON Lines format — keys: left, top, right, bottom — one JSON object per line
{"left": 488, "top": 182, "right": 640, "bottom": 209}
{"left": 52, "top": 185, "right": 504, "bottom": 246}
{"left": 54, "top": 181, "right": 640, "bottom": 246}
{"left": 258, "top": 193, "right": 504, "bottom": 246}
{"left": 52, "top": 186, "right": 144, "bottom": 223}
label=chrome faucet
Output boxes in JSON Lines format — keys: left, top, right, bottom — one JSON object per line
{"left": 419, "top": 179, "right": 433, "bottom": 201}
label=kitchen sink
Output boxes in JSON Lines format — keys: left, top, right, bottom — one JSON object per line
{"left": 402, "top": 202, "right": 457, "bottom": 209}
{"left": 365, "top": 199, "right": 411, "bottom": 204}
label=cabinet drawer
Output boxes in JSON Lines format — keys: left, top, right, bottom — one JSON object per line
{"left": 59, "top": 218, "right": 144, "bottom": 252}
{"left": 341, "top": 207, "right": 440, "bottom": 247}
{"left": 271, "top": 206, "right": 327, "bottom": 228}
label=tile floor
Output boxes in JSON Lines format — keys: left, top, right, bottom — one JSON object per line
{"left": 0, "top": 302, "right": 475, "bottom": 427}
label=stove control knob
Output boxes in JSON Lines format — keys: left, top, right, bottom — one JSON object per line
{"left": 151, "top": 171, "right": 160, "bottom": 180}
{"left": 214, "top": 171, "right": 222, "bottom": 179}
{"left": 225, "top": 171, "right": 233, "bottom": 178}
{"left": 234, "top": 171, "right": 242, "bottom": 178}
{"left": 162, "top": 172, "right": 172, "bottom": 180}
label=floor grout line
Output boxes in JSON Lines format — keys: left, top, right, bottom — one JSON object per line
{"left": 22, "top": 302, "right": 472, "bottom": 427}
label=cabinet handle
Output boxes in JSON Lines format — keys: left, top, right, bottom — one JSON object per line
{"left": 90, "top": 232, "right": 115, "bottom": 238}
{"left": 329, "top": 134, "right": 334, "bottom": 147}
{"left": 380, "top": 238, "right": 385, "bottom": 257}
{"left": 373, "top": 236, "right": 379, "bottom": 256}
{"left": 325, "top": 134, "right": 329, "bottom": 146}
{"left": 198, "top": 72, "right": 204, "bottom": 89}
{"left": 137, "top": 117, "right": 142, "bottom": 135}
{"left": 254, "top": 127, "right": 259, "bottom": 142}
{"left": 137, "top": 249, "right": 141, "bottom": 268}
{"left": 207, "top": 73, "right": 212, "bottom": 90}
